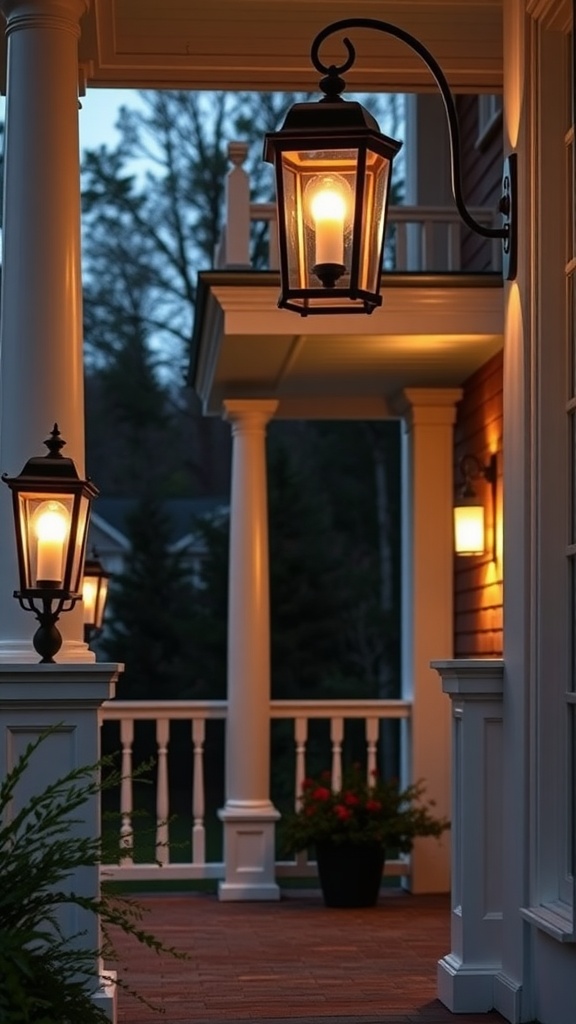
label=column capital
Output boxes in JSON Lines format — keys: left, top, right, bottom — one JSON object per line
{"left": 393, "top": 387, "right": 463, "bottom": 430}
{"left": 223, "top": 399, "right": 279, "bottom": 431}
{"left": 0, "top": 0, "right": 88, "bottom": 23}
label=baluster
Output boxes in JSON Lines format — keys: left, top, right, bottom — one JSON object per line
{"left": 119, "top": 717, "right": 134, "bottom": 863}
{"left": 330, "top": 717, "right": 344, "bottom": 790}
{"left": 294, "top": 717, "right": 308, "bottom": 807}
{"left": 192, "top": 718, "right": 206, "bottom": 864}
{"left": 423, "top": 218, "right": 435, "bottom": 271}
{"left": 268, "top": 216, "right": 279, "bottom": 270}
{"left": 365, "top": 717, "right": 379, "bottom": 781}
{"left": 395, "top": 220, "right": 407, "bottom": 270}
{"left": 155, "top": 719, "right": 170, "bottom": 865}
{"left": 225, "top": 141, "right": 251, "bottom": 268}
{"left": 448, "top": 222, "right": 461, "bottom": 270}
{"left": 294, "top": 716, "right": 309, "bottom": 868}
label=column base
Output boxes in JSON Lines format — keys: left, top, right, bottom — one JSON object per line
{"left": 92, "top": 971, "right": 117, "bottom": 1022}
{"left": 218, "top": 803, "right": 280, "bottom": 902}
{"left": 437, "top": 953, "right": 499, "bottom": 1012}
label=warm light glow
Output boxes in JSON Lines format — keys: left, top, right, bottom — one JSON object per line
{"left": 32, "top": 500, "right": 69, "bottom": 584}
{"left": 305, "top": 174, "right": 351, "bottom": 267}
{"left": 454, "top": 504, "right": 485, "bottom": 556}
{"left": 82, "top": 577, "right": 97, "bottom": 623}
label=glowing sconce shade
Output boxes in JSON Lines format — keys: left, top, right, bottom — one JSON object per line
{"left": 454, "top": 453, "right": 497, "bottom": 559}
{"left": 454, "top": 503, "right": 486, "bottom": 557}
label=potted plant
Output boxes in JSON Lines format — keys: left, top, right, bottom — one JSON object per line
{"left": 281, "top": 765, "right": 450, "bottom": 907}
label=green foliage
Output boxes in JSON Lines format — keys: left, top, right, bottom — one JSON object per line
{"left": 0, "top": 729, "right": 186, "bottom": 1023}
{"left": 281, "top": 764, "right": 449, "bottom": 854}
{"left": 100, "top": 497, "right": 198, "bottom": 699}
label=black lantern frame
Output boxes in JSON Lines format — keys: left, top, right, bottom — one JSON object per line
{"left": 2, "top": 424, "right": 99, "bottom": 662}
{"left": 264, "top": 17, "right": 516, "bottom": 316}
{"left": 83, "top": 552, "right": 111, "bottom": 644}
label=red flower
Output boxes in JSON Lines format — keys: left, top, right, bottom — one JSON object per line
{"left": 366, "top": 799, "right": 382, "bottom": 813}
{"left": 334, "top": 804, "right": 352, "bottom": 821}
{"left": 343, "top": 792, "right": 360, "bottom": 806}
{"left": 312, "top": 786, "right": 331, "bottom": 801}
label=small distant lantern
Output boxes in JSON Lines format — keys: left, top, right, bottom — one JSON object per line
{"left": 264, "top": 87, "right": 402, "bottom": 315}
{"left": 2, "top": 424, "right": 99, "bottom": 662}
{"left": 83, "top": 553, "right": 111, "bottom": 643}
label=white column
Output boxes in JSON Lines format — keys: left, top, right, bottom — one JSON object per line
{"left": 432, "top": 659, "right": 504, "bottom": 1012}
{"left": 218, "top": 399, "right": 280, "bottom": 901}
{"left": 0, "top": 662, "right": 121, "bottom": 1020}
{"left": 394, "top": 387, "right": 461, "bottom": 893}
{"left": 0, "top": 0, "right": 90, "bottom": 662}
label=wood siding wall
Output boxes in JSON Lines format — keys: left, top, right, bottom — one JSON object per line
{"left": 457, "top": 95, "right": 503, "bottom": 271}
{"left": 454, "top": 351, "right": 503, "bottom": 657}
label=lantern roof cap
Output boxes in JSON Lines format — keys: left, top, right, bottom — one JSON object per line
{"left": 264, "top": 97, "right": 403, "bottom": 160}
{"left": 2, "top": 424, "right": 99, "bottom": 494}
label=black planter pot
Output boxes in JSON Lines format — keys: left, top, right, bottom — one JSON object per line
{"left": 315, "top": 840, "right": 385, "bottom": 908}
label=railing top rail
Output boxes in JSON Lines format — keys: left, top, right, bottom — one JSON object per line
{"left": 100, "top": 698, "right": 411, "bottom": 722}
{"left": 100, "top": 700, "right": 228, "bottom": 721}
{"left": 388, "top": 205, "right": 494, "bottom": 224}
{"left": 271, "top": 699, "right": 411, "bottom": 719}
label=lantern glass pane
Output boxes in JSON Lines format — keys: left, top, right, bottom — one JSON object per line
{"left": 96, "top": 576, "right": 109, "bottom": 630}
{"left": 82, "top": 573, "right": 99, "bottom": 626}
{"left": 18, "top": 493, "right": 75, "bottom": 588}
{"left": 280, "top": 149, "right": 359, "bottom": 291}
{"left": 357, "top": 150, "right": 391, "bottom": 294}
{"left": 67, "top": 494, "right": 91, "bottom": 595}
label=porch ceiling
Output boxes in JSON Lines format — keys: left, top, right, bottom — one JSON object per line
{"left": 191, "top": 272, "right": 503, "bottom": 419}
{"left": 72, "top": 0, "right": 503, "bottom": 94}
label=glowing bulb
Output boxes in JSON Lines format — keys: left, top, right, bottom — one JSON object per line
{"left": 305, "top": 174, "right": 351, "bottom": 267}
{"left": 32, "top": 500, "right": 69, "bottom": 585}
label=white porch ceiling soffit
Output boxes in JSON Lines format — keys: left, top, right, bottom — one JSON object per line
{"left": 69, "top": 0, "right": 502, "bottom": 93}
{"left": 190, "top": 272, "right": 504, "bottom": 420}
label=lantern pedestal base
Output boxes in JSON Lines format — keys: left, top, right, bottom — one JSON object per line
{"left": 0, "top": 662, "right": 123, "bottom": 1020}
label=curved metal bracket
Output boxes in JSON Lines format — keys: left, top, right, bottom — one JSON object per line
{"left": 311, "top": 18, "right": 517, "bottom": 280}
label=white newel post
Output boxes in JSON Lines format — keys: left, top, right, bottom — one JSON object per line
{"left": 432, "top": 659, "right": 504, "bottom": 1013}
{"left": 0, "top": 0, "right": 90, "bottom": 662}
{"left": 218, "top": 399, "right": 280, "bottom": 901}
{"left": 394, "top": 387, "right": 461, "bottom": 893}
{"left": 0, "top": 663, "right": 121, "bottom": 1020}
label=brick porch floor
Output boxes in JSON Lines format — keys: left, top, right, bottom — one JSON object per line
{"left": 107, "top": 888, "right": 506, "bottom": 1024}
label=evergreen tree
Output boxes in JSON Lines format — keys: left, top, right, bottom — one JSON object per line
{"left": 100, "top": 498, "right": 197, "bottom": 699}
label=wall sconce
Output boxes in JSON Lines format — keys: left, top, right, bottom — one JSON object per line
{"left": 83, "top": 551, "right": 111, "bottom": 644}
{"left": 2, "top": 424, "right": 98, "bottom": 663}
{"left": 454, "top": 453, "right": 497, "bottom": 559}
{"left": 264, "top": 16, "right": 516, "bottom": 315}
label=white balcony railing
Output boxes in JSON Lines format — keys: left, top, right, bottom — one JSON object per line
{"left": 215, "top": 141, "right": 501, "bottom": 274}
{"left": 99, "top": 698, "right": 411, "bottom": 884}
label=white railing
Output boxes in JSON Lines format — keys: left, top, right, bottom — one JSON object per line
{"left": 215, "top": 141, "right": 501, "bottom": 274}
{"left": 99, "top": 698, "right": 411, "bottom": 883}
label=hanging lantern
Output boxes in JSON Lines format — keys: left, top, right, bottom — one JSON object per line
{"left": 264, "top": 92, "right": 402, "bottom": 315}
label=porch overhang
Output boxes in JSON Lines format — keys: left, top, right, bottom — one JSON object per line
{"left": 69, "top": 0, "right": 503, "bottom": 94}
{"left": 190, "top": 271, "right": 504, "bottom": 419}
